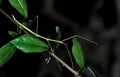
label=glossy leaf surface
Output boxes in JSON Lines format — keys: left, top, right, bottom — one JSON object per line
{"left": 55, "top": 26, "right": 61, "bottom": 49}
{"left": 11, "top": 34, "right": 49, "bottom": 53}
{"left": 8, "top": 0, "right": 28, "bottom": 18}
{"left": 72, "top": 38, "right": 85, "bottom": 69}
{"left": 0, "top": 43, "right": 16, "bottom": 68}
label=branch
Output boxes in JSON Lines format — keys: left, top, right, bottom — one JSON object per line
{"left": 0, "top": 8, "right": 29, "bottom": 34}
{"left": 48, "top": 51, "right": 81, "bottom": 77}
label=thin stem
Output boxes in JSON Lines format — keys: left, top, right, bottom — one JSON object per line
{"left": 0, "top": 8, "right": 16, "bottom": 26}
{"left": 0, "top": 8, "right": 29, "bottom": 34}
{"left": 48, "top": 51, "right": 81, "bottom": 77}
{"left": 12, "top": 15, "right": 65, "bottom": 44}
{"left": 55, "top": 59, "right": 63, "bottom": 71}
{"left": 36, "top": 15, "right": 39, "bottom": 34}
{"left": 64, "top": 43, "right": 74, "bottom": 69}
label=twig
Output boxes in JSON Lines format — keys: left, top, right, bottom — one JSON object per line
{"left": 0, "top": 8, "right": 29, "bottom": 34}
{"left": 64, "top": 43, "right": 74, "bottom": 69}
{"left": 48, "top": 51, "right": 81, "bottom": 77}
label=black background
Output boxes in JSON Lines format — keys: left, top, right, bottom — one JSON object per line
{"left": 0, "top": 0, "right": 120, "bottom": 77}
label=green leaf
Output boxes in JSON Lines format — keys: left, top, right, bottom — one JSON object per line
{"left": 55, "top": 26, "right": 61, "bottom": 49}
{"left": 72, "top": 38, "right": 85, "bottom": 69}
{"left": 0, "top": 42, "right": 16, "bottom": 68}
{"left": 0, "top": 0, "right": 2, "bottom": 4}
{"left": 8, "top": 0, "right": 28, "bottom": 18}
{"left": 10, "top": 34, "right": 49, "bottom": 53}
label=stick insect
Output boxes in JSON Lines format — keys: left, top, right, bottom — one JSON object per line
{"left": 12, "top": 15, "right": 97, "bottom": 76}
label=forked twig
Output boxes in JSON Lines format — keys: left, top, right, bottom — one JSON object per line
{"left": 48, "top": 51, "right": 81, "bottom": 77}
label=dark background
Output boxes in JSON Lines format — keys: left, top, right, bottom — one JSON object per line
{"left": 0, "top": 0, "right": 120, "bottom": 77}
